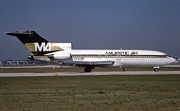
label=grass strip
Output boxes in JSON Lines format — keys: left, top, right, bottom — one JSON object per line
{"left": 0, "top": 75, "right": 180, "bottom": 111}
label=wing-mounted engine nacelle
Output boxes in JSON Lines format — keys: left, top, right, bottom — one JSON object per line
{"left": 48, "top": 53, "right": 71, "bottom": 60}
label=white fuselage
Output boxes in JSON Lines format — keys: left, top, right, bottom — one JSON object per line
{"left": 46, "top": 49, "right": 176, "bottom": 67}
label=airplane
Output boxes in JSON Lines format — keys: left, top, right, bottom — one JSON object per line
{"left": 6, "top": 30, "right": 176, "bottom": 72}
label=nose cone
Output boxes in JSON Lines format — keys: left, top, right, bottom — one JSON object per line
{"left": 168, "top": 57, "right": 176, "bottom": 64}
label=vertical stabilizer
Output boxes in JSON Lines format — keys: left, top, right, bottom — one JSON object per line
{"left": 6, "top": 30, "right": 63, "bottom": 55}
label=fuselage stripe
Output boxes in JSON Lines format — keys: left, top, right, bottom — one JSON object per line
{"left": 71, "top": 54, "right": 168, "bottom": 58}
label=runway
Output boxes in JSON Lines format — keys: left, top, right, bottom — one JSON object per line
{"left": 0, "top": 71, "right": 180, "bottom": 77}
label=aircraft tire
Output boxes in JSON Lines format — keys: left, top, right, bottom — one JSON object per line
{"left": 84, "top": 67, "right": 92, "bottom": 72}
{"left": 154, "top": 68, "right": 158, "bottom": 72}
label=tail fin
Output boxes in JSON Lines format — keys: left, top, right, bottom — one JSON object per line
{"left": 6, "top": 30, "right": 64, "bottom": 56}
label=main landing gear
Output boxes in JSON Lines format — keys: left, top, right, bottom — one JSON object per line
{"left": 84, "top": 66, "right": 94, "bottom": 72}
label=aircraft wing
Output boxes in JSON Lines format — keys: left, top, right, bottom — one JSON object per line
{"left": 71, "top": 61, "right": 114, "bottom": 67}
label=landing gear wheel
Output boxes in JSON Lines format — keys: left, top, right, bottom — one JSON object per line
{"left": 84, "top": 67, "right": 92, "bottom": 72}
{"left": 154, "top": 68, "right": 158, "bottom": 72}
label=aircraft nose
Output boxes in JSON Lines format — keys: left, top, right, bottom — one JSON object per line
{"left": 169, "top": 57, "right": 176, "bottom": 64}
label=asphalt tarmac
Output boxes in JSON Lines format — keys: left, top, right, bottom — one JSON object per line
{"left": 0, "top": 71, "right": 180, "bottom": 77}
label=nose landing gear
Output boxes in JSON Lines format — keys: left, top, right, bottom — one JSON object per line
{"left": 153, "top": 66, "right": 159, "bottom": 72}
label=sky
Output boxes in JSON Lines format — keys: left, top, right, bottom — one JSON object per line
{"left": 0, "top": 0, "right": 180, "bottom": 60}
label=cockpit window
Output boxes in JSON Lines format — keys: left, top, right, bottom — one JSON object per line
{"left": 166, "top": 55, "right": 171, "bottom": 57}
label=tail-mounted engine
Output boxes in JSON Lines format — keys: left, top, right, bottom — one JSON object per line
{"left": 48, "top": 53, "right": 71, "bottom": 60}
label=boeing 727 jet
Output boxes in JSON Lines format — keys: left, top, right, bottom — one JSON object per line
{"left": 6, "top": 30, "right": 176, "bottom": 72}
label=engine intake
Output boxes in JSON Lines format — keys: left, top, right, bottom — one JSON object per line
{"left": 48, "top": 53, "right": 71, "bottom": 60}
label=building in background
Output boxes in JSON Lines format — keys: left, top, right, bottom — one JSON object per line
{"left": 1, "top": 60, "right": 51, "bottom": 66}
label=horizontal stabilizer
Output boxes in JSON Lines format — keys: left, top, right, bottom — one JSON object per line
{"left": 6, "top": 30, "right": 48, "bottom": 44}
